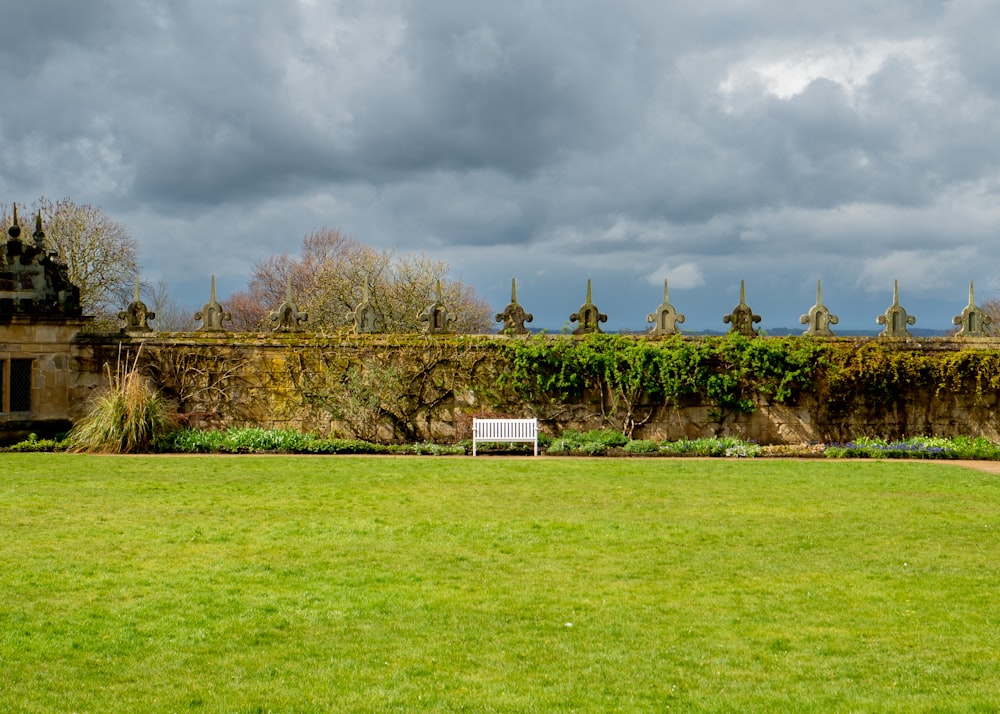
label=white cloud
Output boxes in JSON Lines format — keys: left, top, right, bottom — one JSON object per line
{"left": 856, "top": 247, "right": 979, "bottom": 294}
{"left": 645, "top": 262, "right": 705, "bottom": 290}
{"left": 718, "top": 38, "right": 945, "bottom": 110}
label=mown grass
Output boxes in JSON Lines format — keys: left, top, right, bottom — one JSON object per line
{"left": 1, "top": 455, "right": 999, "bottom": 712}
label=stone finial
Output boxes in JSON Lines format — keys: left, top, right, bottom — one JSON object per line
{"left": 346, "top": 283, "right": 382, "bottom": 333}
{"left": 419, "top": 280, "right": 455, "bottom": 334}
{"left": 32, "top": 211, "right": 46, "bottom": 248}
{"left": 8, "top": 203, "right": 21, "bottom": 240}
{"left": 646, "top": 277, "right": 685, "bottom": 336}
{"left": 194, "top": 275, "right": 231, "bottom": 332}
{"left": 800, "top": 280, "right": 839, "bottom": 336}
{"left": 118, "top": 277, "right": 156, "bottom": 333}
{"left": 270, "top": 278, "right": 308, "bottom": 332}
{"left": 495, "top": 278, "right": 534, "bottom": 334}
{"left": 570, "top": 279, "right": 608, "bottom": 335}
{"left": 953, "top": 280, "right": 992, "bottom": 338}
{"left": 877, "top": 279, "right": 915, "bottom": 337}
{"left": 723, "top": 280, "right": 761, "bottom": 337}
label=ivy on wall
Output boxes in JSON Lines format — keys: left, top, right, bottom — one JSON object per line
{"left": 495, "top": 333, "right": 1000, "bottom": 436}
{"left": 823, "top": 341, "right": 1000, "bottom": 408}
{"left": 494, "top": 333, "right": 829, "bottom": 435}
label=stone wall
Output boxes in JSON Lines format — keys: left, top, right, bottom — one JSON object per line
{"left": 0, "top": 317, "right": 92, "bottom": 441}
{"left": 61, "top": 332, "right": 1000, "bottom": 445}
{"left": 71, "top": 333, "right": 501, "bottom": 442}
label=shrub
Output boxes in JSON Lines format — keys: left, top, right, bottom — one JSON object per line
{"left": 6, "top": 433, "right": 70, "bottom": 452}
{"left": 305, "top": 439, "right": 390, "bottom": 455}
{"left": 623, "top": 439, "right": 660, "bottom": 455}
{"left": 546, "top": 430, "right": 587, "bottom": 455}
{"left": 156, "top": 428, "right": 218, "bottom": 453}
{"left": 547, "top": 429, "right": 633, "bottom": 455}
{"left": 210, "top": 428, "right": 315, "bottom": 453}
{"left": 583, "top": 429, "right": 629, "bottom": 448}
{"left": 947, "top": 436, "right": 1000, "bottom": 460}
{"left": 660, "top": 437, "right": 761, "bottom": 458}
{"left": 823, "top": 435, "right": 1000, "bottom": 460}
{"left": 394, "top": 442, "right": 466, "bottom": 456}
{"left": 546, "top": 440, "right": 571, "bottom": 455}
{"left": 157, "top": 428, "right": 392, "bottom": 455}
{"left": 460, "top": 432, "right": 549, "bottom": 455}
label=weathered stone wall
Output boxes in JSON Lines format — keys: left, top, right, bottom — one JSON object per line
{"left": 0, "top": 317, "right": 92, "bottom": 441}
{"left": 64, "top": 332, "right": 1000, "bottom": 445}
{"left": 72, "top": 333, "right": 502, "bottom": 442}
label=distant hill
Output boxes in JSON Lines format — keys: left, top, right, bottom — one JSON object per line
{"left": 517, "top": 327, "right": 953, "bottom": 337}
{"left": 758, "top": 327, "right": 950, "bottom": 337}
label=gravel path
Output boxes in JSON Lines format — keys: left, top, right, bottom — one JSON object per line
{"left": 952, "top": 460, "right": 1000, "bottom": 474}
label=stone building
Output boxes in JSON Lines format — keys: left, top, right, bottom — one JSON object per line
{"left": 0, "top": 209, "right": 91, "bottom": 441}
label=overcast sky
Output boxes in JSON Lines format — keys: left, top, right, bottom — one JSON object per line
{"left": 4, "top": 0, "right": 1000, "bottom": 332}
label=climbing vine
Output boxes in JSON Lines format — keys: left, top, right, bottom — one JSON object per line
{"left": 497, "top": 333, "right": 1000, "bottom": 436}
{"left": 291, "top": 336, "right": 493, "bottom": 443}
{"left": 823, "top": 341, "right": 1000, "bottom": 407}
{"left": 496, "top": 333, "right": 830, "bottom": 435}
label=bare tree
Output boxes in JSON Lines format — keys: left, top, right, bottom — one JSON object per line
{"left": 227, "top": 227, "right": 494, "bottom": 333}
{"left": 978, "top": 297, "right": 1000, "bottom": 337}
{"left": 3, "top": 197, "right": 139, "bottom": 321}
{"left": 148, "top": 279, "right": 195, "bottom": 332}
{"left": 228, "top": 288, "right": 282, "bottom": 332}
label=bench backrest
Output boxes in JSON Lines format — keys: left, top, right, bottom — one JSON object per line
{"left": 473, "top": 418, "right": 537, "bottom": 440}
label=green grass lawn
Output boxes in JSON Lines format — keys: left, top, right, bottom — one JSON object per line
{"left": 1, "top": 455, "right": 999, "bottom": 712}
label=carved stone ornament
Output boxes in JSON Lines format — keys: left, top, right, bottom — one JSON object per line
{"left": 419, "top": 280, "right": 455, "bottom": 334}
{"left": 877, "top": 280, "right": 916, "bottom": 337}
{"left": 723, "top": 280, "right": 761, "bottom": 337}
{"left": 952, "top": 280, "right": 991, "bottom": 338}
{"left": 799, "top": 280, "right": 838, "bottom": 336}
{"left": 346, "top": 283, "right": 382, "bottom": 334}
{"left": 33, "top": 210, "right": 47, "bottom": 249}
{"left": 570, "top": 279, "right": 608, "bottom": 335}
{"left": 647, "top": 277, "right": 685, "bottom": 336}
{"left": 1, "top": 204, "right": 83, "bottom": 317}
{"left": 495, "top": 278, "right": 534, "bottom": 334}
{"left": 194, "top": 275, "right": 231, "bottom": 332}
{"left": 270, "top": 278, "right": 308, "bottom": 332}
{"left": 118, "top": 277, "right": 156, "bottom": 333}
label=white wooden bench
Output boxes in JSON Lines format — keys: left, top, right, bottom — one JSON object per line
{"left": 472, "top": 417, "right": 538, "bottom": 456}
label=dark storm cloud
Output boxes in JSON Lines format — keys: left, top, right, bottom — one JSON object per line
{"left": 3, "top": 0, "right": 1000, "bottom": 330}
{"left": 0, "top": 0, "right": 140, "bottom": 69}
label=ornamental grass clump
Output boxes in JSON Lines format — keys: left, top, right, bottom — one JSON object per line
{"left": 69, "top": 349, "right": 170, "bottom": 454}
